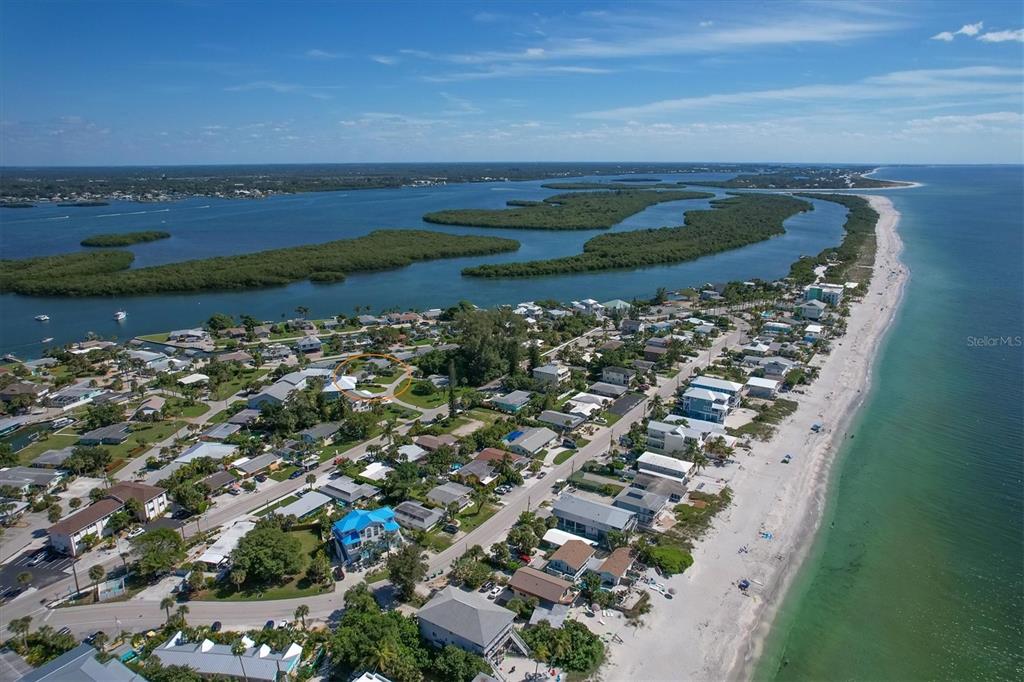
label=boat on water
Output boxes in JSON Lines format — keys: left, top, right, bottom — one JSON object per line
{"left": 34, "top": 314, "right": 49, "bottom": 321}
{"left": 41, "top": 337, "right": 54, "bottom": 344}
{"left": 114, "top": 311, "right": 127, "bottom": 321}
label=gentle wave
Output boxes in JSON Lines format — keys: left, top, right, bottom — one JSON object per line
{"left": 97, "top": 208, "right": 171, "bottom": 217}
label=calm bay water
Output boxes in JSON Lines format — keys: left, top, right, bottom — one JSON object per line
{"left": 0, "top": 172, "right": 848, "bottom": 356}
{"left": 758, "top": 166, "right": 1024, "bottom": 681}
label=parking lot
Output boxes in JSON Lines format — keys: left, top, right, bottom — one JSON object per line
{"left": 0, "top": 548, "right": 74, "bottom": 595}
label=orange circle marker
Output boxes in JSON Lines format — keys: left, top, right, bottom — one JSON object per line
{"left": 331, "top": 352, "right": 414, "bottom": 403}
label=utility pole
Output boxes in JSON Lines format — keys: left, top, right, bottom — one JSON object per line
{"left": 70, "top": 559, "right": 81, "bottom": 595}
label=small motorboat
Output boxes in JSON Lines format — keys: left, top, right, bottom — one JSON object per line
{"left": 41, "top": 337, "right": 54, "bottom": 344}
{"left": 34, "top": 314, "right": 49, "bottom": 321}
{"left": 113, "top": 311, "right": 127, "bottom": 321}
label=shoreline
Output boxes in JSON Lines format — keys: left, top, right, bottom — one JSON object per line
{"left": 599, "top": 195, "right": 909, "bottom": 681}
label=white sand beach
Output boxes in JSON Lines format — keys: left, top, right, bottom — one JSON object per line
{"left": 599, "top": 195, "right": 908, "bottom": 681}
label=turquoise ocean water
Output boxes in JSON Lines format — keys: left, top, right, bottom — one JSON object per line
{"left": 758, "top": 166, "right": 1023, "bottom": 681}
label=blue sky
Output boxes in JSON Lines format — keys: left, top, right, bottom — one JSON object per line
{"left": 1, "top": 0, "right": 1022, "bottom": 165}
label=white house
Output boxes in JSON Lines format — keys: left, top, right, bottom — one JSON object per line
{"left": 532, "top": 364, "right": 570, "bottom": 386}
{"left": 637, "top": 451, "right": 694, "bottom": 482}
{"left": 746, "top": 376, "right": 780, "bottom": 399}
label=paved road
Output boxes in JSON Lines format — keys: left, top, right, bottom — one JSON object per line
{"left": 2, "top": 323, "right": 745, "bottom": 637}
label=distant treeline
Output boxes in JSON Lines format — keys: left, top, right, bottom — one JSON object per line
{"left": 0, "top": 230, "right": 519, "bottom": 297}
{"left": 423, "top": 189, "right": 713, "bottom": 230}
{"left": 462, "top": 193, "right": 810, "bottom": 278}
{"left": 540, "top": 182, "right": 677, "bottom": 190}
{"left": 689, "top": 167, "right": 909, "bottom": 190}
{"left": 81, "top": 231, "right": 171, "bottom": 247}
{"left": 787, "top": 194, "right": 878, "bottom": 285}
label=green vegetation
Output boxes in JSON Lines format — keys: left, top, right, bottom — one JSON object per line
{"left": 641, "top": 544, "right": 693, "bottom": 575}
{"left": 81, "top": 231, "right": 170, "bottom": 247}
{"left": 730, "top": 398, "right": 798, "bottom": 440}
{"left": 689, "top": 167, "right": 910, "bottom": 189}
{"left": 423, "top": 189, "right": 712, "bottom": 230}
{"left": 553, "top": 449, "right": 575, "bottom": 465}
{"left": 463, "top": 193, "right": 810, "bottom": 278}
{"left": 788, "top": 193, "right": 879, "bottom": 286}
{"left": 0, "top": 230, "right": 519, "bottom": 297}
{"left": 671, "top": 488, "right": 733, "bottom": 540}
{"left": 540, "top": 182, "right": 672, "bottom": 190}
{"left": 522, "top": 620, "right": 605, "bottom": 674}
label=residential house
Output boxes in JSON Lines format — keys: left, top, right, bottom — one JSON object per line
{"left": 398, "top": 444, "right": 428, "bottom": 463}
{"left": 619, "top": 319, "right": 645, "bottom": 335}
{"left": 418, "top": 586, "right": 526, "bottom": 662}
{"left": 532, "top": 364, "right": 569, "bottom": 386}
{"left": 475, "top": 448, "right": 528, "bottom": 469}
{"left": 689, "top": 376, "right": 744, "bottom": 403}
{"left": 106, "top": 481, "right": 169, "bottom": 521}
{"left": 133, "top": 395, "right": 166, "bottom": 419}
{"left": 544, "top": 539, "right": 596, "bottom": 582}
{"left": 602, "top": 366, "right": 635, "bottom": 387}
{"left": 199, "top": 470, "right": 238, "bottom": 494}
{"left": 332, "top": 507, "right": 403, "bottom": 564}
{"left": 0, "top": 466, "right": 63, "bottom": 493}
{"left": 630, "top": 473, "right": 687, "bottom": 504}
{"left": 168, "top": 329, "right": 211, "bottom": 344}
{"left": 320, "top": 476, "right": 379, "bottom": 505}
{"left": 154, "top": 632, "right": 301, "bottom": 682}
{"left": 274, "top": 491, "right": 333, "bottom": 520}
{"left": 508, "top": 566, "right": 576, "bottom": 605}
{"left": 453, "top": 460, "right": 497, "bottom": 487}
{"left": 746, "top": 377, "right": 780, "bottom": 399}
{"left": 227, "top": 408, "right": 261, "bottom": 426}
{"left": 507, "top": 427, "right": 557, "bottom": 457}
{"left": 235, "top": 453, "right": 281, "bottom": 478}
{"left": 597, "top": 339, "right": 623, "bottom": 353}
{"left": 47, "top": 385, "right": 104, "bottom": 410}
{"left": 537, "top": 410, "right": 584, "bottom": 433}
{"left": 394, "top": 500, "right": 444, "bottom": 531}
{"left": 386, "top": 311, "right": 422, "bottom": 325}
{"left": 588, "top": 382, "right": 627, "bottom": 399}
{"left": 804, "top": 283, "right": 844, "bottom": 305}
{"left": 415, "top": 434, "right": 458, "bottom": 452}
{"left": 298, "top": 421, "right": 342, "bottom": 446}
{"left": 680, "top": 387, "right": 731, "bottom": 424}
{"left": 804, "top": 324, "right": 824, "bottom": 342}
{"left": 551, "top": 494, "right": 637, "bottom": 547}
{"left": 427, "top": 481, "right": 473, "bottom": 509}
{"left": 30, "top": 446, "right": 75, "bottom": 469}
{"left": 797, "top": 299, "right": 827, "bottom": 320}
{"left": 295, "top": 336, "right": 322, "bottom": 354}
{"left": 613, "top": 487, "right": 670, "bottom": 528}
{"left": 47, "top": 499, "right": 123, "bottom": 557}
{"left": 201, "top": 422, "right": 241, "bottom": 441}
{"left": 637, "top": 451, "right": 694, "bottom": 482}
{"left": 594, "top": 547, "right": 635, "bottom": 587}
{"left": 20, "top": 642, "right": 144, "bottom": 682}
{"left": 643, "top": 345, "right": 670, "bottom": 363}
{"left": 493, "top": 390, "right": 533, "bottom": 413}
{"left": 0, "top": 382, "right": 49, "bottom": 403}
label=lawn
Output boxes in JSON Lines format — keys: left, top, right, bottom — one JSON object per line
{"left": 364, "top": 568, "right": 389, "bottom": 583}
{"left": 210, "top": 369, "right": 268, "bottom": 401}
{"left": 255, "top": 495, "right": 299, "bottom": 516}
{"left": 553, "top": 450, "right": 576, "bottom": 465}
{"left": 383, "top": 404, "right": 420, "bottom": 421}
{"left": 103, "top": 421, "right": 187, "bottom": 469}
{"left": 270, "top": 464, "right": 300, "bottom": 481}
{"left": 207, "top": 401, "right": 246, "bottom": 424}
{"left": 397, "top": 381, "right": 447, "bottom": 409}
{"left": 600, "top": 411, "right": 622, "bottom": 426}
{"left": 162, "top": 397, "right": 209, "bottom": 418}
{"left": 195, "top": 529, "right": 332, "bottom": 601}
{"left": 11, "top": 433, "right": 79, "bottom": 465}
{"left": 454, "top": 503, "right": 499, "bottom": 535}
{"left": 465, "top": 407, "right": 504, "bottom": 426}
{"left": 138, "top": 332, "right": 170, "bottom": 343}
{"left": 435, "top": 416, "right": 470, "bottom": 434}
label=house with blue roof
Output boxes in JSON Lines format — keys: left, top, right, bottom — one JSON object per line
{"left": 331, "top": 507, "right": 403, "bottom": 564}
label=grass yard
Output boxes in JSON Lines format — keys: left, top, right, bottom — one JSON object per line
{"left": 138, "top": 332, "right": 170, "bottom": 343}
{"left": 454, "top": 503, "right": 498, "bottom": 535}
{"left": 397, "top": 381, "right": 447, "bottom": 409}
{"left": 210, "top": 369, "right": 268, "bottom": 401}
{"left": 435, "top": 416, "right": 470, "bottom": 434}
{"left": 383, "top": 404, "right": 420, "bottom": 421}
{"left": 255, "top": 495, "right": 299, "bottom": 516}
{"left": 11, "top": 434, "right": 79, "bottom": 465}
{"left": 466, "top": 407, "right": 504, "bottom": 426}
{"left": 162, "top": 397, "right": 210, "bottom": 418}
{"left": 364, "top": 568, "right": 389, "bottom": 583}
{"left": 195, "top": 529, "right": 332, "bottom": 601}
{"left": 207, "top": 401, "right": 246, "bottom": 424}
{"left": 553, "top": 449, "right": 576, "bottom": 465}
{"left": 600, "top": 411, "right": 622, "bottom": 426}
{"left": 104, "top": 421, "right": 186, "bottom": 468}
{"left": 270, "top": 464, "right": 300, "bottom": 481}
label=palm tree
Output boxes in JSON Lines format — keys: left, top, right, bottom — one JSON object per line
{"left": 175, "top": 605, "right": 189, "bottom": 628}
{"left": 471, "top": 488, "right": 489, "bottom": 517}
{"left": 230, "top": 568, "right": 247, "bottom": 592}
{"left": 160, "top": 597, "right": 175, "bottom": 622}
{"left": 691, "top": 450, "right": 710, "bottom": 476}
{"left": 363, "top": 638, "right": 398, "bottom": 674}
{"left": 232, "top": 639, "right": 250, "bottom": 682}
{"left": 88, "top": 564, "right": 106, "bottom": 587}
{"left": 305, "top": 473, "right": 316, "bottom": 491}
{"left": 294, "top": 604, "right": 309, "bottom": 630}
{"left": 444, "top": 501, "right": 460, "bottom": 526}
{"left": 381, "top": 420, "right": 395, "bottom": 449}
{"left": 8, "top": 616, "right": 31, "bottom": 646}
{"left": 16, "top": 571, "right": 31, "bottom": 590}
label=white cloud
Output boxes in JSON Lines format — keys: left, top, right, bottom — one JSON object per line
{"left": 305, "top": 48, "right": 341, "bottom": 60}
{"left": 699, "top": 20, "right": 714, "bottom": 28}
{"left": 578, "top": 66, "right": 1023, "bottom": 119}
{"left": 225, "top": 81, "right": 342, "bottom": 98}
{"left": 978, "top": 28, "right": 1024, "bottom": 43}
{"left": 931, "top": 21, "right": 983, "bottom": 41}
{"left": 439, "top": 92, "right": 482, "bottom": 115}
{"left": 904, "top": 111, "right": 1023, "bottom": 133}
{"left": 371, "top": 55, "right": 400, "bottom": 65}
{"left": 424, "top": 64, "right": 612, "bottom": 82}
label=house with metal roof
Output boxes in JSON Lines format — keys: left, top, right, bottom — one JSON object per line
{"left": 235, "top": 453, "right": 281, "bottom": 477}
{"left": 637, "top": 451, "right": 694, "bottom": 482}
{"left": 196, "top": 520, "right": 255, "bottom": 568}
{"left": 613, "top": 487, "right": 671, "bottom": 528}
{"left": 418, "top": 586, "right": 528, "bottom": 662}
{"left": 680, "top": 387, "right": 731, "bottom": 424}
{"left": 332, "top": 507, "right": 402, "bottom": 564}
{"left": 274, "top": 491, "right": 333, "bottom": 520}
{"left": 78, "top": 422, "right": 131, "bottom": 445}
{"left": 201, "top": 422, "right": 241, "bottom": 441}
{"left": 30, "top": 446, "right": 76, "bottom": 469}
{"left": 506, "top": 427, "right": 557, "bottom": 457}
{"left": 537, "top": 410, "right": 585, "bottom": 433}
{"left": 154, "top": 631, "right": 301, "bottom": 682}
{"left": 20, "top": 643, "right": 144, "bottom": 682}
{"left": 551, "top": 494, "right": 637, "bottom": 547}
{"left": 394, "top": 500, "right": 444, "bottom": 531}
{"left": 493, "top": 390, "right": 532, "bottom": 413}
{"left": 320, "top": 476, "right": 378, "bottom": 505}
{"left": 427, "top": 481, "right": 473, "bottom": 509}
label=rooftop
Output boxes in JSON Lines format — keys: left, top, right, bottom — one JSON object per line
{"left": 418, "top": 586, "right": 515, "bottom": 649}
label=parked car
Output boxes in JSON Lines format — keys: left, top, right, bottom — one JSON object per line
{"left": 487, "top": 586, "right": 503, "bottom": 599}
{"left": 255, "top": 475, "right": 268, "bottom": 483}
{"left": 479, "top": 581, "right": 494, "bottom": 593}
{"left": 781, "top": 454, "right": 793, "bottom": 464}
{"left": 288, "top": 470, "right": 303, "bottom": 480}
{"left": 263, "top": 620, "right": 275, "bottom": 630}
{"left": 537, "top": 471, "right": 547, "bottom": 479}
{"left": 27, "top": 552, "right": 46, "bottom": 567}
{"left": 277, "top": 619, "right": 289, "bottom": 629}
{"left": 211, "top": 621, "right": 222, "bottom": 632}
{"left": 127, "top": 527, "right": 145, "bottom": 539}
